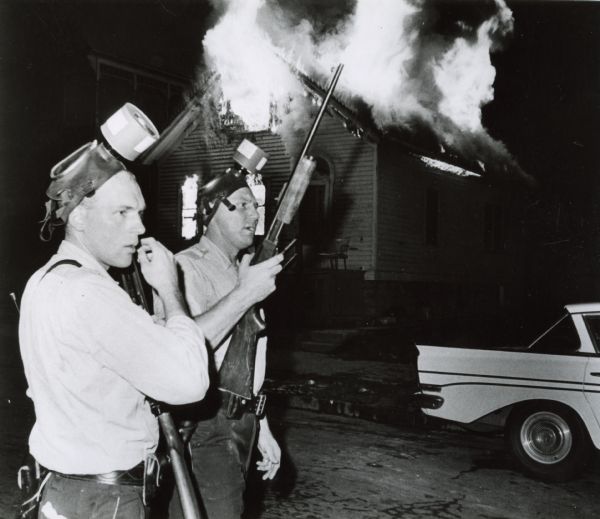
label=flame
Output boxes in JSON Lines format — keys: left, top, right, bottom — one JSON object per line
{"left": 199, "top": 0, "right": 521, "bottom": 176}
{"left": 434, "top": 1, "right": 514, "bottom": 132}
{"left": 202, "top": 0, "right": 303, "bottom": 130}
{"left": 327, "top": 0, "right": 427, "bottom": 125}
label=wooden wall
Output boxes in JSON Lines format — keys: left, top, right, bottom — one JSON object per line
{"left": 150, "top": 110, "right": 528, "bottom": 326}
{"left": 302, "top": 115, "right": 377, "bottom": 271}
{"left": 369, "top": 139, "right": 528, "bottom": 323}
{"left": 153, "top": 127, "right": 290, "bottom": 252}
{"left": 152, "top": 111, "right": 378, "bottom": 265}
{"left": 375, "top": 140, "right": 525, "bottom": 285}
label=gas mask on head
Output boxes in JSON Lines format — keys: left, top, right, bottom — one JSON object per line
{"left": 199, "top": 139, "right": 268, "bottom": 234}
{"left": 40, "top": 103, "right": 159, "bottom": 241}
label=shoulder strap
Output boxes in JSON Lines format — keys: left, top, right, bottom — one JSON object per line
{"left": 41, "top": 259, "right": 82, "bottom": 280}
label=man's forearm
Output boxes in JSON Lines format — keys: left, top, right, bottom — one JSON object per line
{"left": 158, "top": 286, "right": 189, "bottom": 320}
{"left": 192, "top": 286, "right": 255, "bottom": 349}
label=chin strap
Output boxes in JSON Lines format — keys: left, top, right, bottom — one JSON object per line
{"left": 39, "top": 200, "right": 65, "bottom": 242}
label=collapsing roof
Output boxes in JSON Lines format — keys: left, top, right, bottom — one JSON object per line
{"left": 141, "top": 65, "right": 534, "bottom": 187}
{"left": 296, "top": 67, "right": 533, "bottom": 186}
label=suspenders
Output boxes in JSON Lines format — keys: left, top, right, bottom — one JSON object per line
{"left": 41, "top": 259, "right": 82, "bottom": 278}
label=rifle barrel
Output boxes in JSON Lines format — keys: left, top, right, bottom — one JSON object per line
{"left": 262, "top": 63, "right": 344, "bottom": 246}
{"left": 292, "top": 64, "right": 344, "bottom": 173}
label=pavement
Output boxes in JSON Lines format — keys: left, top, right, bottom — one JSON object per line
{"left": 0, "top": 321, "right": 425, "bottom": 518}
{"left": 264, "top": 325, "right": 423, "bottom": 427}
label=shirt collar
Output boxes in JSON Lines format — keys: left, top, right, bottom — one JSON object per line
{"left": 55, "top": 240, "right": 115, "bottom": 280}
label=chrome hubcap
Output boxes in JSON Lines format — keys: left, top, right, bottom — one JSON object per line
{"left": 520, "top": 411, "right": 572, "bottom": 464}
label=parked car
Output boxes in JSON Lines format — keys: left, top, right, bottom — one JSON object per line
{"left": 415, "top": 303, "right": 600, "bottom": 481}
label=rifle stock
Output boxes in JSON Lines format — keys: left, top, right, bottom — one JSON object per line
{"left": 122, "top": 263, "right": 202, "bottom": 519}
{"left": 218, "top": 64, "right": 343, "bottom": 403}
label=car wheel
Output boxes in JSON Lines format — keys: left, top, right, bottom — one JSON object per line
{"left": 507, "top": 402, "right": 592, "bottom": 482}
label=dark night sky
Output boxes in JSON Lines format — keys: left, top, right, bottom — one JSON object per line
{"left": 487, "top": 2, "right": 600, "bottom": 304}
{"left": 0, "top": 0, "right": 599, "bottom": 310}
{"left": 487, "top": 2, "right": 599, "bottom": 185}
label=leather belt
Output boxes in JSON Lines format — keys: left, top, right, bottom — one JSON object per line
{"left": 55, "top": 461, "right": 145, "bottom": 487}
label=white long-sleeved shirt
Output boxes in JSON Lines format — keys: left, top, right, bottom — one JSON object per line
{"left": 19, "top": 241, "right": 209, "bottom": 474}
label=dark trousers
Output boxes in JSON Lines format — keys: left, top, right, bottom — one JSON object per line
{"left": 38, "top": 472, "right": 146, "bottom": 519}
{"left": 168, "top": 409, "right": 257, "bottom": 519}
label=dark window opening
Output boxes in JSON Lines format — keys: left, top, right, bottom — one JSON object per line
{"left": 299, "top": 184, "right": 327, "bottom": 247}
{"left": 95, "top": 60, "right": 185, "bottom": 132}
{"left": 98, "top": 66, "right": 135, "bottom": 124}
{"left": 484, "top": 203, "right": 505, "bottom": 252}
{"left": 425, "top": 188, "right": 439, "bottom": 246}
{"left": 299, "top": 158, "right": 332, "bottom": 248}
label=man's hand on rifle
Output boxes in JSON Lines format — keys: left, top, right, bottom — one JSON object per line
{"left": 236, "top": 253, "right": 284, "bottom": 306}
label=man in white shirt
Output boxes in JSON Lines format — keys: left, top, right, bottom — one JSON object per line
{"left": 19, "top": 105, "right": 210, "bottom": 519}
{"left": 166, "top": 141, "right": 283, "bottom": 519}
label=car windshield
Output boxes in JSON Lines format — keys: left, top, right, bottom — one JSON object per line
{"left": 526, "top": 313, "right": 581, "bottom": 354}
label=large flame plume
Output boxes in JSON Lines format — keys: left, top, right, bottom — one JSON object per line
{"left": 200, "top": 0, "right": 523, "bottom": 178}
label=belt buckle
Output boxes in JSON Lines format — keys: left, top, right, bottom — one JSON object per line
{"left": 254, "top": 393, "right": 267, "bottom": 418}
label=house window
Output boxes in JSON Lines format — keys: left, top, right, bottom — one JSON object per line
{"left": 484, "top": 203, "right": 505, "bottom": 252}
{"left": 299, "top": 157, "right": 333, "bottom": 248}
{"left": 97, "top": 65, "right": 135, "bottom": 124}
{"left": 180, "top": 174, "right": 199, "bottom": 240}
{"left": 425, "top": 188, "right": 439, "bottom": 246}
{"left": 91, "top": 56, "right": 187, "bottom": 131}
{"left": 63, "top": 74, "right": 95, "bottom": 127}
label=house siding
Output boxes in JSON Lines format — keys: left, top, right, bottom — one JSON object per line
{"left": 154, "top": 128, "right": 289, "bottom": 251}
{"left": 375, "top": 141, "right": 524, "bottom": 285}
{"left": 362, "top": 141, "right": 527, "bottom": 324}
{"left": 151, "top": 108, "right": 526, "bottom": 326}
{"left": 307, "top": 115, "right": 377, "bottom": 271}
{"left": 154, "top": 112, "right": 377, "bottom": 265}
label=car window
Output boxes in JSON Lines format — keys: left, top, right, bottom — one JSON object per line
{"left": 528, "top": 314, "right": 581, "bottom": 354}
{"left": 584, "top": 315, "right": 600, "bottom": 353}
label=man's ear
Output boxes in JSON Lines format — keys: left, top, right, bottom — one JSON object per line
{"left": 68, "top": 204, "right": 86, "bottom": 232}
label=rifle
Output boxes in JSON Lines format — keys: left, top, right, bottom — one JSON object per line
{"left": 122, "top": 262, "right": 202, "bottom": 519}
{"left": 218, "top": 64, "right": 344, "bottom": 409}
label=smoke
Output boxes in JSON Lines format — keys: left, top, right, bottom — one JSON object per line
{"left": 199, "top": 0, "right": 524, "bottom": 178}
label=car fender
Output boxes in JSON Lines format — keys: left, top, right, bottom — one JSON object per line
{"left": 417, "top": 345, "right": 600, "bottom": 448}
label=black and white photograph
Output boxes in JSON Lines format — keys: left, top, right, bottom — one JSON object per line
{"left": 1, "top": 0, "right": 599, "bottom": 518}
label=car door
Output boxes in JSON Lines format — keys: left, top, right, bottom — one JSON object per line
{"left": 582, "top": 314, "right": 600, "bottom": 429}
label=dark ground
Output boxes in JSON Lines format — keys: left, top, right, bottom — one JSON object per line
{"left": 1, "top": 320, "right": 598, "bottom": 518}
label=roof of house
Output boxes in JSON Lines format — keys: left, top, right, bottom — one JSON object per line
{"left": 297, "top": 67, "right": 534, "bottom": 187}
{"left": 141, "top": 64, "right": 534, "bottom": 187}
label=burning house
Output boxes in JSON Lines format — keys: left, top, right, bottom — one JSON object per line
{"left": 138, "top": 0, "right": 533, "bottom": 329}
{"left": 3, "top": 0, "right": 536, "bottom": 330}
{"left": 143, "top": 83, "right": 530, "bottom": 330}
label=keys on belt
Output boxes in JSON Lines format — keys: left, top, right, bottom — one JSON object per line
{"left": 221, "top": 391, "right": 267, "bottom": 420}
{"left": 253, "top": 393, "right": 267, "bottom": 417}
